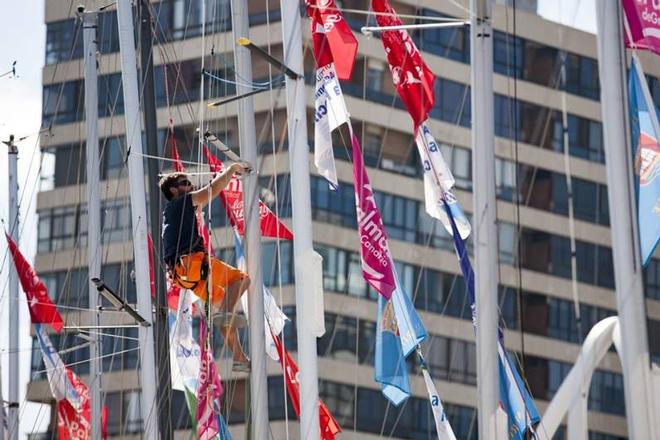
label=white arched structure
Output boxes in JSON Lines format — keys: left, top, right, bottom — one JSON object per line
{"left": 538, "top": 317, "right": 622, "bottom": 440}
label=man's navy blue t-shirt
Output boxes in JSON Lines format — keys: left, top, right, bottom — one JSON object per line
{"left": 162, "top": 194, "right": 205, "bottom": 266}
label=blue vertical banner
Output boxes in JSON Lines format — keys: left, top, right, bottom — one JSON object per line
{"left": 390, "top": 271, "right": 428, "bottom": 357}
{"left": 628, "top": 61, "right": 660, "bottom": 266}
{"left": 443, "top": 201, "right": 540, "bottom": 438}
{"left": 375, "top": 295, "right": 411, "bottom": 406}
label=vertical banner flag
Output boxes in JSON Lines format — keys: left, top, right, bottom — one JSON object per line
{"left": 415, "top": 124, "right": 471, "bottom": 239}
{"left": 202, "top": 145, "right": 294, "bottom": 240}
{"left": 314, "top": 64, "right": 350, "bottom": 189}
{"left": 375, "top": 296, "right": 411, "bottom": 405}
{"left": 629, "top": 60, "right": 660, "bottom": 265}
{"left": 419, "top": 356, "right": 457, "bottom": 440}
{"left": 372, "top": 0, "right": 435, "bottom": 130}
{"left": 169, "top": 290, "right": 201, "bottom": 393}
{"left": 350, "top": 127, "right": 396, "bottom": 299}
{"left": 306, "top": 0, "right": 353, "bottom": 189}
{"left": 443, "top": 202, "right": 540, "bottom": 438}
{"left": 272, "top": 333, "right": 342, "bottom": 439}
{"left": 196, "top": 320, "right": 224, "bottom": 440}
{"left": 36, "top": 324, "right": 91, "bottom": 439}
{"left": 6, "top": 232, "right": 64, "bottom": 332}
{"left": 623, "top": 0, "right": 660, "bottom": 55}
{"left": 370, "top": 0, "right": 470, "bottom": 239}
{"left": 170, "top": 132, "right": 185, "bottom": 172}
{"left": 305, "top": 0, "right": 358, "bottom": 81}
{"left": 390, "top": 277, "right": 427, "bottom": 357}
{"left": 234, "top": 231, "right": 289, "bottom": 359}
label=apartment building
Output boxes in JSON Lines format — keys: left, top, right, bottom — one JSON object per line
{"left": 29, "top": 0, "right": 660, "bottom": 438}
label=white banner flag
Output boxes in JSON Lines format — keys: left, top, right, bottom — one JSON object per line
{"left": 416, "top": 122, "right": 471, "bottom": 239}
{"left": 235, "top": 231, "right": 289, "bottom": 360}
{"left": 421, "top": 365, "right": 457, "bottom": 440}
{"left": 35, "top": 324, "right": 82, "bottom": 409}
{"left": 169, "top": 290, "right": 201, "bottom": 392}
{"left": 314, "top": 64, "right": 350, "bottom": 189}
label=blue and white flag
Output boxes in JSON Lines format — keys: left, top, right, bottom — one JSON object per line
{"left": 234, "top": 231, "right": 289, "bottom": 359}
{"left": 390, "top": 272, "right": 427, "bottom": 357}
{"left": 375, "top": 295, "right": 411, "bottom": 406}
{"left": 416, "top": 123, "right": 471, "bottom": 239}
{"left": 35, "top": 324, "right": 82, "bottom": 409}
{"left": 443, "top": 201, "right": 540, "bottom": 438}
{"left": 628, "top": 58, "right": 660, "bottom": 265}
{"left": 314, "top": 64, "right": 350, "bottom": 190}
{"left": 418, "top": 352, "right": 457, "bottom": 440}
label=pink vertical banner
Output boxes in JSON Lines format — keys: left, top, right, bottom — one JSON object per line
{"left": 623, "top": 0, "right": 660, "bottom": 55}
{"left": 350, "top": 126, "right": 396, "bottom": 299}
{"left": 195, "top": 320, "right": 223, "bottom": 440}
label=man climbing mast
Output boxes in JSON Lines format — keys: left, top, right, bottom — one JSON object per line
{"left": 160, "top": 163, "right": 252, "bottom": 370}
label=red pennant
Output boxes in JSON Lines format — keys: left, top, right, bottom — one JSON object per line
{"left": 272, "top": 333, "right": 342, "bottom": 439}
{"left": 170, "top": 127, "right": 185, "bottom": 173}
{"left": 147, "top": 233, "right": 156, "bottom": 298}
{"left": 202, "top": 146, "right": 294, "bottom": 240}
{"left": 372, "top": 0, "right": 435, "bottom": 130}
{"left": 305, "top": 0, "right": 358, "bottom": 80}
{"left": 56, "top": 368, "right": 91, "bottom": 440}
{"left": 5, "top": 232, "right": 64, "bottom": 332}
{"left": 102, "top": 405, "right": 108, "bottom": 439}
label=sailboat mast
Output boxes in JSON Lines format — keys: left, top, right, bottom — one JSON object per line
{"left": 470, "top": 0, "right": 500, "bottom": 438}
{"left": 6, "top": 134, "right": 19, "bottom": 440}
{"left": 279, "top": 0, "right": 321, "bottom": 437}
{"left": 137, "top": 1, "right": 173, "bottom": 436}
{"left": 116, "top": 1, "right": 160, "bottom": 437}
{"left": 82, "top": 10, "right": 103, "bottom": 438}
{"left": 594, "top": 2, "right": 655, "bottom": 438}
{"left": 230, "top": 1, "right": 270, "bottom": 437}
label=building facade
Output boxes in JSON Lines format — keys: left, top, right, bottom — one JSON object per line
{"left": 29, "top": 0, "right": 660, "bottom": 438}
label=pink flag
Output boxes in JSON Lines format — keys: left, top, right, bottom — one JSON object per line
{"left": 195, "top": 320, "right": 224, "bottom": 440}
{"left": 5, "top": 232, "right": 64, "bottom": 332}
{"left": 350, "top": 128, "right": 396, "bottom": 299}
{"left": 202, "top": 145, "right": 294, "bottom": 240}
{"left": 623, "top": 0, "right": 660, "bottom": 55}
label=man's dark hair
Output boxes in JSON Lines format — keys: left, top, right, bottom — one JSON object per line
{"left": 159, "top": 172, "right": 188, "bottom": 201}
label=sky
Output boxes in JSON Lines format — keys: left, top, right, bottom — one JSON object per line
{"left": 0, "top": 0, "right": 596, "bottom": 437}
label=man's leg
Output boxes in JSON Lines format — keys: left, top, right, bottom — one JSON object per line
{"left": 215, "top": 274, "right": 250, "bottom": 364}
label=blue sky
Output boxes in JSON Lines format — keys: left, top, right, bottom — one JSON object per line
{"left": 0, "top": 0, "right": 596, "bottom": 437}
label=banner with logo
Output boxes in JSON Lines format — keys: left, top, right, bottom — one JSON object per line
{"left": 623, "top": 0, "right": 660, "bottom": 55}
{"left": 350, "top": 125, "right": 396, "bottom": 299}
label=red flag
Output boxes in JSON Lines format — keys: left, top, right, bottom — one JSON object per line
{"left": 272, "top": 334, "right": 342, "bottom": 439}
{"left": 147, "top": 233, "right": 156, "bottom": 297}
{"left": 170, "top": 126, "right": 185, "bottom": 172}
{"left": 102, "top": 405, "right": 108, "bottom": 439}
{"left": 5, "top": 232, "right": 64, "bottom": 332}
{"left": 372, "top": 0, "right": 435, "bottom": 130}
{"left": 56, "top": 368, "right": 91, "bottom": 440}
{"left": 196, "top": 320, "right": 224, "bottom": 440}
{"left": 305, "top": 0, "right": 358, "bottom": 80}
{"left": 202, "top": 146, "right": 294, "bottom": 240}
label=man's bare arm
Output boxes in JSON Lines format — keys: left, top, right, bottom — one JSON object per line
{"left": 190, "top": 162, "right": 250, "bottom": 207}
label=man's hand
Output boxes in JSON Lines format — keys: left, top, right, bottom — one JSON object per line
{"left": 191, "top": 161, "right": 253, "bottom": 207}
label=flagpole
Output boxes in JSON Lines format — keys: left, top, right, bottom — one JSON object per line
{"left": 82, "top": 9, "right": 103, "bottom": 438}
{"left": 5, "top": 134, "right": 19, "bottom": 440}
{"left": 115, "top": 1, "right": 160, "bottom": 437}
{"left": 230, "top": 0, "right": 270, "bottom": 437}
{"left": 469, "top": 0, "right": 500, "bottom": 439}
{"left": 280, "top": 0, "right": 322, "bottom": 437}
{"left": 594, "top": 2, "right": 656, "bottom": 439}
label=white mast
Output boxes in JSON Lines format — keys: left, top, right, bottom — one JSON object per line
{"left": 82, "top": 9, "right": 103, "bottom": 439}
{"left": 470, "top": 0, "right": 500, "bottom": 438}
{"left": 279, "top": 0, "right": 321, "bottom": 438}
{"left": 595, "top": 2, "right": 656, "bottom": 439}
{"left": 6, "top": 134, "right": 19, "bottom": 440}
{"left": 115, "top": 1, "right": 160, "bottom": 437}
{"left": 230, "top": 0, "right": 270, "bottom": 437}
